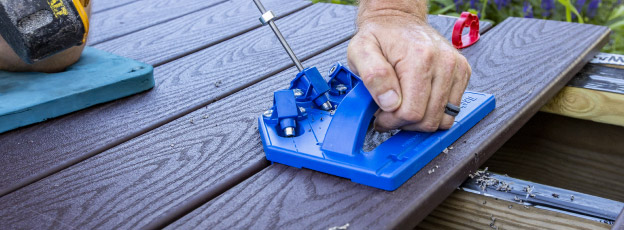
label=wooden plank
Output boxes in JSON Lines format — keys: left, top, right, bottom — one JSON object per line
{"left": 0, "top": 4, "right": 359, "bottom": 229}
{"left": 86, "top": 0, "right": 226, "bottom": 45}
{"left": 0, "top": 0, "right": 312, "bottom": 197}
{"left": 91, "top": 0, "right": 139, "bottom": 14}
{"left": 93, "top": 0, "right": 312, "bottom": 66}
{"left": 167, "top": 18, "right": 610, "bottom": 229}
{"left": 542, "top": 87, "right": 624, "bottom": 127}
{"left": 484, "top": 112, "right": 624, "bottom": 202}
{"left": 416, "top": 190, "right": 611, "bottom": 230}
{"left": 541, "top": 64, "right": 624, "bottom": 127}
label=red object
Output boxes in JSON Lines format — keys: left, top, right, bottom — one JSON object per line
{"left": 452, "top": 12, "right": 480, "bottom": 49}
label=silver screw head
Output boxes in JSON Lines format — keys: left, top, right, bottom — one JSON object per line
{"left": 329, "top": 65, "right": 337, "bottom": 75}
{"left": 335, "top": 84, "right": 347, "bottom": 93}
{"left": 299, "top": 107, "right": 306, "bottom": 114}
{"left": 321, "top": 101, "right": 332, "bottom": 111}
{"left": 284, "top": 127, "right": 295, "bottom": 137}
{"left": 263, "top": 109, "right": 273, "bottom": 118}
{"left": 293, "top": 88, "right": 304, "bottom": 97}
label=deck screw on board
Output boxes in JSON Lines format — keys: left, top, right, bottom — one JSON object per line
{"left": 263, "top": 109, "right": 273, "bottom": 118}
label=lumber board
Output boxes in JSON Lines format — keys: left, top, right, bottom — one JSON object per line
{"left": 416, "top": 190, "right": 611, "bottom": 230}
{"left": 91, "top": 0, "right": 138, "bottom": 14}
{"left": 484, "top": 112, "right": 624, "bottom": 202}
{"left": 94, "top": 0, "right": 312, "bottom": 66}
{"left": 168, "top": 18, "right": 610, "bottom": 229}
{"left": 542, "top": 87, "right": 624, "bottom": 127}
{"left": 86, "top": 0, "right": 225, "bottom": 45}
{"left": 541, "top": 64, "right": 624, "bottom": 127}
{"left": 0, "top": 3, "right": 348, "bottom": 197}
{"left": 0, "top": 13, "right": 475, "bottom": 229}
{"left": 0, "top": 4, "right": 360, "bottom": 229}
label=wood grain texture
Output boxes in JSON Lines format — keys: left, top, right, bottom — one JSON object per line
{"left": 91, "top": 0, "right": 138, "bottom": 14}
{"left": 541, "top": 87, "right": 624, "bottom": 127}
{"left": 0, "top": 3, "right": 351, "bottom": 197}
{"left": 484, "top": 112, "right": 624, "bottom": 202}
{"left": 93, "top": 0, "right": 311, "bottom": 66}
{"left": 416, "top": 190, "right": 611, "bottom": 230}
{"left": 168, "top": 18, "right": 610, "bottom": 229}
{"left": 0, "top": 4, "right": 359, "bottom": 229}
{"left": 86, "top": 0, "right": 225, "bottom": 45}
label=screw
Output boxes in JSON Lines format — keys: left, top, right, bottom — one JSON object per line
{"left": 321, "top": 101, "right": 332, "bottom": 110}
{"left": 263, "top": 109, "right": 273, "bottom": 118}
{"left": 329, "top": 65, "right": 337, "bottom": 75}
{"left": 336, "top": 84, "right": 347, "bottom": 94}
{"left": 293, "top": 88, "right": 303, "bottom": 97}
{"left": 299, "top": 107, "right": 306, "bottom": 114}
{"left": 284, "top": 127, "right": 295, "bottom": 137}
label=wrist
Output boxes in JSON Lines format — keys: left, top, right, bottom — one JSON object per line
{"left": 357, "top": 0, "right": 428, "bottom": 26}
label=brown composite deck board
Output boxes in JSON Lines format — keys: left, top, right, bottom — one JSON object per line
{"left": 0, "top": 4, "right": 359, "bottom": 229}
{"left": 615, "top": 210, "right": 624, "bottom": 229}
{"left": 86, "top": 0, "right": 226, "bottom": 45}
{"left": 167, "top": 18, "right": 610, "bottom": 229}
{"left": 91, "top": 0, "right": 140, "bottom": 14}
{"left": 94, "top": 0, "right": 312, "bottom": 66}
{"left": 0, "top": 0, "right": 310, "bottom": 197}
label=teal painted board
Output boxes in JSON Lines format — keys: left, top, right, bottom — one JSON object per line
{"left": 0, "top": 47, "right": 154, "bottom": 133}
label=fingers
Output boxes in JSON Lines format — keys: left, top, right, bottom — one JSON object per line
{"left": 373, "top": 45, "right": 435, "bottom": 132}
{"left": 401, "top": 47, "right": 456, "bottom": 132}
{"left": 347, "top": 37, "right": 402, "bottom": 112}
{"left": 440, "top": 56, "right": 471, "bottom": 129}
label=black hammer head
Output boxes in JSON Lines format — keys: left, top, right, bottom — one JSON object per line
{"left": 0, "top": 0, "right": 87, "bottom": 64}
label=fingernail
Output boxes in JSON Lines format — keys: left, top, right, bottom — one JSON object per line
{"left": 377, "top": 90, "right": 399, "bottom": 110}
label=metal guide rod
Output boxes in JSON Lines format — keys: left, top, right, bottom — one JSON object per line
{"left": 253, "top": 0, "right": 304, "bottom": 71}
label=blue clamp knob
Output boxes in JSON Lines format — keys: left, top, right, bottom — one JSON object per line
{"left": 289, "top": 67, "right": 332, "bottom": 110}
{"left": 264, "top": 89, "right": 305, "bottom": 137}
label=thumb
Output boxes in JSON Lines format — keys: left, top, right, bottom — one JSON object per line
{"left": 347, "top": 40, "right": 402, "bottom": 112}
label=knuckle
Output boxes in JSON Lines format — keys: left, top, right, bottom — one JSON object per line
{"left": 420, "top": 49, "right": 435, "bottom": 63}
{"left": 398, "top": 109, "right": 425, "bottom": 123}
{"left": 439, "top": 121, "right": 453, "bottom": 130}
{"left": 419, "top": 121, "right": 439, "bottom": 132}
{"left": 361, "top": 67, "right": 390, "bottom": 83}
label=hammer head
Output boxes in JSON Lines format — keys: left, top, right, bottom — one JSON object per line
{"left": 0, "top": 0, "right": 87, "bottom": 64}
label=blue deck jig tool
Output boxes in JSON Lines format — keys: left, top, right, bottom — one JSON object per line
{"left": 253, "top": 0, "right": 495, "bottom": 191}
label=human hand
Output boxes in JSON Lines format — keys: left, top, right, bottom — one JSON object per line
{"left": 347, "top": 12, "right": 471, "bottom": 132}
{"left": 0, "top": 1, "right": 91, "bottom": 73}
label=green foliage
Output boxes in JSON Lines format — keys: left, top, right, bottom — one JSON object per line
{"left": 313, "top": 0, "right": 624, "bottom": 54}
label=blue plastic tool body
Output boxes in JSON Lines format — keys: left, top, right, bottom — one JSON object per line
{"left": 290, "top": 67, "right": 331, "bottom": 108}
{"left": 258, "top": 62, "right": 495, "bottom": 191}
{"left": 272, "top": 90, "right": 303, "bottom": 133}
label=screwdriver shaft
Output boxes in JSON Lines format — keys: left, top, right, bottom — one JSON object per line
{"left": 253, "top": 0, "right": 304, "bottom": 71}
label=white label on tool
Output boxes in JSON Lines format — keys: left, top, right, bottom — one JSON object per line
{"left": 590, "top": 53, "right": 624, "bottom": 66}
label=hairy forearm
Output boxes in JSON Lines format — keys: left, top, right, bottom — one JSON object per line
{"left": 357, "top": 0, "right": 428, "bottom": 25}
